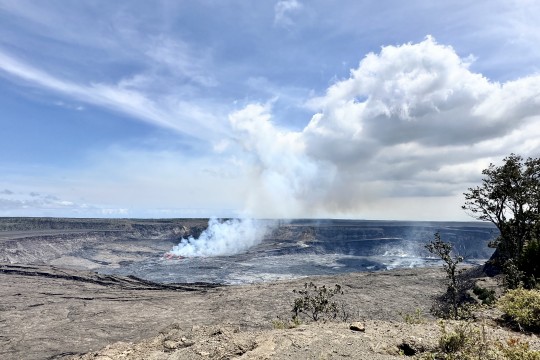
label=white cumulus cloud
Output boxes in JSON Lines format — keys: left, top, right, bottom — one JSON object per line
{"left": 227, "top": 37, "right": 540, "bottom": 217}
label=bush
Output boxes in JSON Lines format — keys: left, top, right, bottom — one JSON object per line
{"left": 437, "top": 321, "right": 490, "bottom": 359}
{"left": 473, "top": 285, "right": 496, "bottom": 305}
{"left": 498, "top": 288, "right": 540, "bottom": 331}
{"left": 498, "top": 338, "right": 540, "bottom": 360}
{"left": 420, "top": 321, "right": 540, "bottom": 360}
{"left": 291, "top": 282, "right": 344, "bottom": 322}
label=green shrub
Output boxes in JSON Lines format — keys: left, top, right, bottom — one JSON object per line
{"left": 420, "top": 321, "right": 540, "bottom": 360}
{"left": 437, "top": 321, "right": 490, "bottom": 359}
{"left": 498, "top": 288, "right": 540, "bottom": 331}
{"left": 417, "top": 321, "right": 496, "bottom": 360}
{"left": 473, "top": 285, "right": 496, "bottom": 305}
{"left": 498, "top": 338, "right": 540, "bottom": 360}
{"left": 292, "top": 282, "right": 344, "bottom": 322}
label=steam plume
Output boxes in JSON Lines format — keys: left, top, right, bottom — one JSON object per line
{"left": 168, "top": 218, "right": 270, "bottom": 257}
{"left": 169, "top": 36, "right": 540, "bottom": 257}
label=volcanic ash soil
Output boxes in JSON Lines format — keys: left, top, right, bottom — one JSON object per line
{"left": 2, "top": 263, "right": 539, "bottom": 360}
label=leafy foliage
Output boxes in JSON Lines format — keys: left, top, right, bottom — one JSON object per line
{"left": 520, "top": 239, "right": 540, "bottom": 288}
{"left": 292, "top": 282, "right": 344, "bottom": 322}
{"left": 462, "top": 154, "right": 540, "bottom": 286}
{"left": 473, "top": 285, "right": 496, "bottom": 306}
{"left": 498, "top": 288, "right": 540, "bottom": 332}
{"left": 503, "top": 259, "right": 526, "bottom": 290}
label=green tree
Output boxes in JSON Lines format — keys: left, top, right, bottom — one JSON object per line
{"left": 462, "top": 154, "right": 540, "bottom": 283}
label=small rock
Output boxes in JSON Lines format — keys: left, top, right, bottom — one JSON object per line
{"left": 162, "top": 340, "right": 180, "bottom": 351}
{"left": 162, "top": 338, "right": 194, "bottom": 351}
{"left": 349, "top": 322, "right": 365, "bottom": 332}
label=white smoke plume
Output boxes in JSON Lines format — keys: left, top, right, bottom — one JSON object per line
{"left": 169, "top": 36, "right": 540, "bottom": 257}
{"left": 168, "top": 218, "right": 271, "bottom": 257}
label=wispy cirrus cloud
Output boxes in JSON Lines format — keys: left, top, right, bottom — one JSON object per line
{"left": 0, "top": 1, "right": 227, "bottom": 145}
{"left": 0, "top": 50, "right": 226, "bottom": 141}
{"left": 144, "top": 35, "right": 218, "bottom": 88}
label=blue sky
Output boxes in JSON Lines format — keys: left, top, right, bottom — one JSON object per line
{"left": 0, "top": 0, "right": 539, "bottom": 220}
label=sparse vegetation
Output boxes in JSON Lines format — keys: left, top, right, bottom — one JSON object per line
{"left": 416, "top": 154, "right": 540, "bottom": 359}
{"left": 400, "top": 308, "right": 425, "bottom": 324}
{"left": 291, "top": 282, "right": 345, "bottom": 322}
{"left": 271, "top": 316, "right": 301, "bottom": 329}
{"left": 271, "top": 318, "right": 287, "bottom": 329}
{"left": 498, "top": 288, "right": 540, "bottom": 332}
{"left": 426, "top": 233, "right": 465, "bottom": 319}
{"left": 497, "top": 338, "right": 540, "bottom": 360}
{"left": 420, "top": 321, "right": 540, "bottom": 360}
{"left": 436, "top": 321, "right": 491, "bottom": 359}
{"left": 337, "top": 301, "right": 357, "bottom": 322}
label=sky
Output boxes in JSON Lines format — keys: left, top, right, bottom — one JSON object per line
{"left": 0, "top": 0, "right": 539, "bottom": 220}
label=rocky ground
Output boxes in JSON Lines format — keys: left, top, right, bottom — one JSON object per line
{"left": 2, "top": 263, "right": 539, "bottom": 360}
